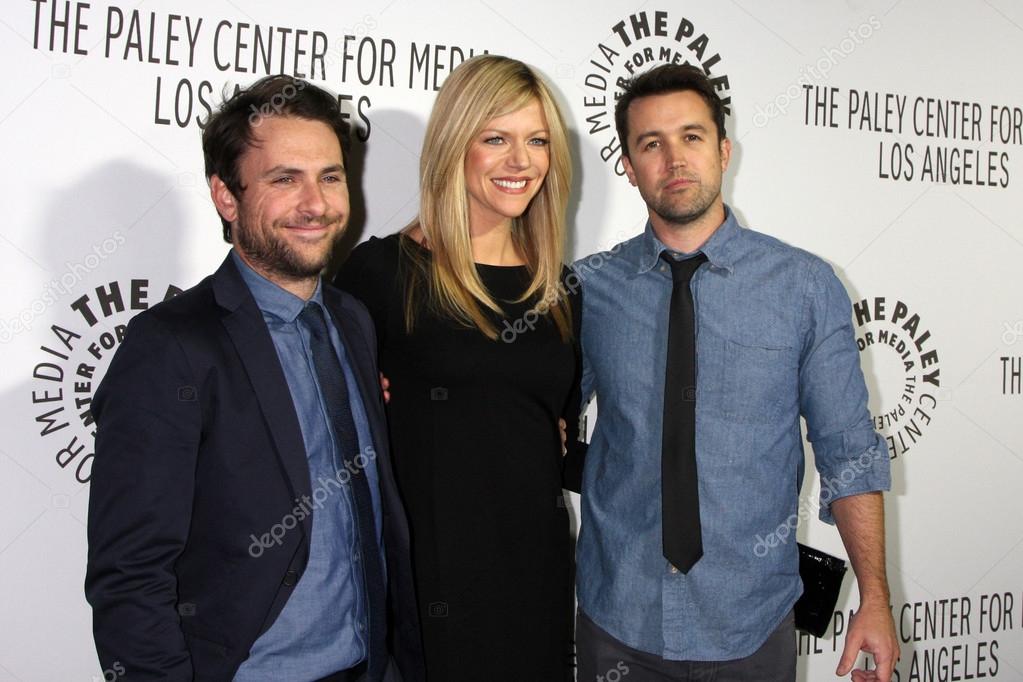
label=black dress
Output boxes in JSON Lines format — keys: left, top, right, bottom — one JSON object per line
{"left": 335, "top": 234, "right": 580, "bottom": 682}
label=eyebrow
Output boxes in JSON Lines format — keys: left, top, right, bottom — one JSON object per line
{"left": 634, "top": 123, "right": 708, "bottom": 144}
{"left": 261, "top": 164, "right": 345, "bottom": 177}
{"left": 480, "top": 127, "right": 550, "bottom": 136}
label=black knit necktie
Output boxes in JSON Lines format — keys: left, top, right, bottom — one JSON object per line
{"left": 660, "top": 252, "right": 707, "bottom": 574}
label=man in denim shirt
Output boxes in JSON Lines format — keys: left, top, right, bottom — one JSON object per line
{"left": 573, "top": 64, "right": 899, "bottom": 681}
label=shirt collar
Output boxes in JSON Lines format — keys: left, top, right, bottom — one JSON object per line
{"left": 231, "top": 249, "right": 324, "bottom": 323}
{"left": 634, "top": 205, "right": 742, "bottom": 275}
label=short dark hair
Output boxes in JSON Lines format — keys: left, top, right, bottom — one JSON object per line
{"left": 614, "top": 64, "right": 727, "bottom": 159}
{"left": 202, "top": 75, "right": 350, "bottom": 242}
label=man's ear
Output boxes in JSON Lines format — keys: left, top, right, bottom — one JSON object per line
{"left": 622, "top": 154, "right": 638, "bottom": 187}
{"left": 210, "top": 175, "right": 239, "bottom": 224}
{"left": 719, "top": 137, "right": 732, "bottom": 173}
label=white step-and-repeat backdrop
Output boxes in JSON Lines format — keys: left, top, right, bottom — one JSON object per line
{"left": 3, "top": 1, "right": 1021, "bottom": 680}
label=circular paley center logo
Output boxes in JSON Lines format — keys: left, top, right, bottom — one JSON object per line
{"left": 853, "top": 296, "right": 942, "bottom": 459}
{"left": 579, "top": 9, "right": 731, "bottom": 176}
{"left": 29, "top": 278, "right": 182, "bottom": 484}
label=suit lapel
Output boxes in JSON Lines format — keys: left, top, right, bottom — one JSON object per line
{"left": 212, "top": 257, "right": 313, "bottom": 523}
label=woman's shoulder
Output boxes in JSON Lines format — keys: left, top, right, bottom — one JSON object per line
{"left": 334, "top": 233, "right": 407, "bottom": 300}
{"left": 349, "top": 232, "right": 403, "bottom": 263}
{"left": 558, "top": 263, "right": 581, "bottom": 296}
{"left": 557, "top": 263, "right": 583, "bottom": 327}
{"left": 342, "top": 232, "right": 406, "bottom": 275}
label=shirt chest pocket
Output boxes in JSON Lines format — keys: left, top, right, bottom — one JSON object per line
{"left": 703, "top": 332, "right": 800, "bottom": 425}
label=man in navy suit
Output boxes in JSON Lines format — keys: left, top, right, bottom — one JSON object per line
{"left": 86, "top": 76, "right": 423, "bottom": 682}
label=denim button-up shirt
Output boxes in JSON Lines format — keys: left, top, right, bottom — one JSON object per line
{"left": 230, "top": 251, "right": 382, "bottom": 680}
{"left": 575, "top": 207, "right": 890, "bottom": 661}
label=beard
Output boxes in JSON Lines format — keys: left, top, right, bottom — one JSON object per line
{"left": 645, "top": 176, "right": 721, "bottom": 227}
{"left": 235, "top": 213, "right": 344, "bottom": 280}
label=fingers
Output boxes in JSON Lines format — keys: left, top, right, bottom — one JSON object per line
{"left": 872, "top": 645, "right": 898, "bottom": 682}
{"left": 836, "top": 637, "right": 860, "bottom": 676}
{"left": 838, "top": 639, "right": 899, "bottom": 681}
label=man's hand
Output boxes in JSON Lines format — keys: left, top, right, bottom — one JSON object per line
{"left": 836, "top": 599, "right": 899, "bottom": 681}
{"left": 558, "top": 418, "right": 567, "bottom": 455}
{"left": 379, "top": 373, "right": 390, "bottom": 404}
{"left": 831, "top": 492, "right": 899, "bottom": 681}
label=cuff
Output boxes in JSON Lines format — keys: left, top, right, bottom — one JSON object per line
{"left": 815, "top": 430, "right": 891, "bottom": 524}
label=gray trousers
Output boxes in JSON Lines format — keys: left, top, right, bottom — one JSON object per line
{"left": 575, "top": 610, "right": 796, "bottom": 682}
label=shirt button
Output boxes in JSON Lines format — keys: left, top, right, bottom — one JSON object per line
{"left": 660, "top": 264, "right": 667, "bottom": 272}
{"left": 358, "top": 622, "right": 366, "bottom": 632}
{"left": 670, "top": 566, "right": 679, "bottom": 574}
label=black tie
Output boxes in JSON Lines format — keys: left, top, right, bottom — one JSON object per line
{"left": 299, "top": 303, "right": 386, "bottom": 671}
{"left": 661, "top": 252, "right": 707, "bottom": 574}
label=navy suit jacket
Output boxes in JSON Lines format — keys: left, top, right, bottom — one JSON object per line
{"left": 85, "top": 255, "right": 423, "bottom": 681}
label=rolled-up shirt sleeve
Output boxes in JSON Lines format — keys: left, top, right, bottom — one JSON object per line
{"left": 798, "top": 259, "right": 891, "bottom": 524}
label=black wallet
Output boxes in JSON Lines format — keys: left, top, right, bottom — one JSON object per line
{"left": 794, "top": 543, "right": 847, "bottom": 637}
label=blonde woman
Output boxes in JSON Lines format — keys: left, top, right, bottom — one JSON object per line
{"left": 335, "top": 55, "right": 579, "bottom": 681}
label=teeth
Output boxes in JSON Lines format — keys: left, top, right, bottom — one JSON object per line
{"left": 493, "top": 179, "right": 526, "bottom": 189}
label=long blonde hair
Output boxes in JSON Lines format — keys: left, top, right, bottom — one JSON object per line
{"left": 402, "top": 54, "right": 572, "bottom": 341}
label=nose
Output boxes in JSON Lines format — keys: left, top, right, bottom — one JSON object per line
{"left": 507, "top": 140, "right": 530, "bottom": 170}
{"left": 666, "top": 141, "right": 687, "bottom": 170}
{"left": 297, "top": 180, "right": 328, "bottom": 217}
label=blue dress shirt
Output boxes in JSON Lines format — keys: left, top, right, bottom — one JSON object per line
{"left": 575, "top": 207, "right": 891, "bottom": 661}
{"left": 230, "top": 251, "right": 383, "bottom": 681}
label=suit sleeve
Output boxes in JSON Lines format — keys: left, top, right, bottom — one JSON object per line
{"left": 85, "top": 312, "right": 201, "bottom": 679}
